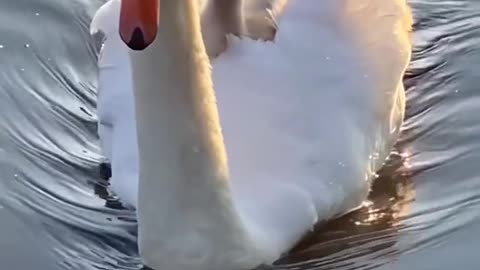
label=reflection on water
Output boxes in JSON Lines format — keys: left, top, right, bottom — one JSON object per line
{"left": 277, "top": 151, "right": 415, "bottom": 269}
{"left": 1, "top": 0, "right": 480, "bottom": 269}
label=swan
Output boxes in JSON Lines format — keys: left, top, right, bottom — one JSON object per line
{"left": 91, "top": 0, "right": 412, "bottom": 269}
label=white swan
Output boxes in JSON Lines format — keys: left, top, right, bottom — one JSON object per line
{"left": 91, "top": 0, "right": 412, "bottom": 269}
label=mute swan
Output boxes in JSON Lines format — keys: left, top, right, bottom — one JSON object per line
{"left": 91, "top": 0, "right": 412, "bottom": 269}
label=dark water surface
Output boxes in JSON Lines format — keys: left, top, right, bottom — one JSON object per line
{"left": 1, "top": 0, "right": 479, "bottom": 269}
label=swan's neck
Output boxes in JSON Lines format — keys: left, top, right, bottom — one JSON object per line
{"left": 129, "top": 1, "right": 259, "bottom": 269}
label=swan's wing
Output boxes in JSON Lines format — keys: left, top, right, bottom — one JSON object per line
{"left": 202, "top": 0, "right": 267, "bottom": 58}
{"left": 343, "top": 0, "right": 413, "bottom": 135}
{"left": 243, "top": 0, "right": 289, "bottom": 41}
{"left": 205, "top": 0, "right": 289, "bottom": 57}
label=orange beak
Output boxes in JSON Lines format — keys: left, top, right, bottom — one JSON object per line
{"left": 119, "top": 0, "right": 159, "bottom": 50}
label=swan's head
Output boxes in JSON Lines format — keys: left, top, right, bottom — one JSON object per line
{"left": 119, "top": 0, "right": 159, "bottom": 50}
{"left": 119, "top": 0, "right": 238, "bottom": 52}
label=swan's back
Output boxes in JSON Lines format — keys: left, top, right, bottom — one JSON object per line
{"left": 212, "top": 0, "right": 412, "bottom": 255}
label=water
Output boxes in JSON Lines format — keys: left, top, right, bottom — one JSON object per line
{"left": 0, "top": 0, "right": 479, "bottom": 269}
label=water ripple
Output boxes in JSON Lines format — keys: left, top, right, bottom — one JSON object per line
{"left": 1, "top": 0, "right": 480, "bottom": 269}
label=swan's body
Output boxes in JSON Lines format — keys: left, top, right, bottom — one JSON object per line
{"left": 91, "top": 0, "right": 412, "bottom": 269}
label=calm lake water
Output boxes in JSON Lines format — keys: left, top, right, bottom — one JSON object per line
{"left": 1, "top": 0, "right": 480, "bottom": 269}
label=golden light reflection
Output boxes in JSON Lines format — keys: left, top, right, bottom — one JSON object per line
{"left": 401, "top": 149, "right": 413, "bottom": 169}
{"left": 275, "top": 150, "right": 416, "bottom": 267}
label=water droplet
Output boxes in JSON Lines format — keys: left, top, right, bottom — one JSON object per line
{"left": 24, "top": 43, "right": 30, "bottom": 48}
{"left": 35, "top": 12, "right": 40, "bottom": 16}
{"left": 20, "top": 68, "right": 25, "bottom": 72}
{"left": 0, "top": 45, "right": 3, "bottom": 49}
{"left": 325, "top": 56, "right": 331, "bottom": 60}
